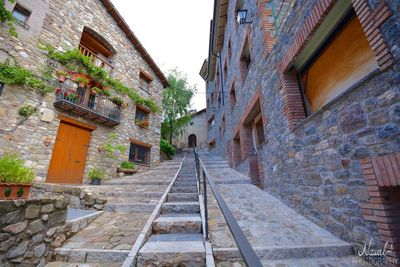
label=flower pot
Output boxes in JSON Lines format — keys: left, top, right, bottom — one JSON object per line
{"left": 58, "top": 75, "right": 66, "bottom": 82}
{"left": 90, "top": 178, "right": 101, "bottom": 185}
{"left": 0, "top": 183, "right": 31, "bottom": 200}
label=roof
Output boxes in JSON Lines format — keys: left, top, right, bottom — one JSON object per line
{"left": 99, "top": 0, "right": 169, "bottom": 88}
{"left": 194, "top": 108, "right": 207, "bottom": 116}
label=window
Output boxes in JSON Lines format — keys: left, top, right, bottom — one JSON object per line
{"left": 223, "top": 60, "right": 228, "bottom": 83}
{"left": 297, "top": 11, "right": 378, "bottom": 114}
{"left": 135, "top": 106, "right": 150, "bottom": 128}
{"left": 218, "top": 95, "right": 221, "bottom": 110}
{"left": 12, "top": 4, "right": 31, "bottom": 29}
{"left": 222, "top": 116, "right": 226, "bottom": 134}
{"left": 228, "top": 40, "right": 232, "bottom": 63}
{"left": 255, "top": 118, "right": 265, "bottom": 145}
{"left": 0, "top": 82, "right": 4, "bottom": 96}
{"left": 129, "top": 142, "right": 151, "bottom": 165}
{"left": 230, "top": 82, "right": 236, "bottom": 108}
{"left": 240, "top": 37, "right": 251, "bottom": 80}
{"left": 208, "top": 114, "right": 215, "bottom": 130}
{"left": 139, "top": 70, "right": 153, "bottom": 93}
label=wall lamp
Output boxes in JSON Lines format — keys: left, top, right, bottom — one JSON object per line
{"left": 237, "top": 9, "right": 252, "bottom": 24}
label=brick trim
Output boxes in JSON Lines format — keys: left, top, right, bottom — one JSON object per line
{"left": 351, "top": 0, "right": 394, "bottom": 71}
{"left": 279, "top": 70, "right": 306, "bottom": 130}
{"left": 258, "top": 0, "right": 277, "bottom": 56}
{"left": 360, "top": 153, "right": 400, "bottom": 261}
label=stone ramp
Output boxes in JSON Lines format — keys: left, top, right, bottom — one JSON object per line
{"left": 200, "top": 153, "right": 356, "bottom": 266}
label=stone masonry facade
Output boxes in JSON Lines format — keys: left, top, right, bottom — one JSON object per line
{"left": 0, "top": 0, "right": 167, "bottom": 183}
{"left": 203, "top": 0, "right": 399, "bottom": 257}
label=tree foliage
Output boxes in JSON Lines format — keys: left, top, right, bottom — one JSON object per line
{"left": 162, "top": 69, "right": 196, "bottom": 143}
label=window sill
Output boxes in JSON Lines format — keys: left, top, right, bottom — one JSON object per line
{"left": 293, "top": 68, "right": 381, "bottom": 132}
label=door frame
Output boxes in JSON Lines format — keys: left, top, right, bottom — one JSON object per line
{"left": 46, "top": 115, "right": 96, "bottom": 184}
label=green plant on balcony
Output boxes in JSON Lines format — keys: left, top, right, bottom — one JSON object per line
{"left": 109, "top": 96, "right": 124, "bottom": 106}
{"left": 74, "top": 76, "right": 89, "bottom": 88}
{"left": 90, "top": 86, "right": 102, "bottom": 95}
{"left": 135, "top": 119, "right": 148, "bottom": 128}
{"left": 18, "top": 105, "right": 37, "bottom": 117}
{"left": 56, "top": 69, "right": 67, "bottom": 82}
{"left": 65, "top": 92, "right": 77, "bottom": 102}
{"left": 103, "top": 89, "right": 111, "bottom": 97}
{"left": 40, "top": 44, "right": 160, "bottom": 113}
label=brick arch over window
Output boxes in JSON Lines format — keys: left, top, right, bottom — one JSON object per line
{"left": 278, "top": 0, "right": 394, "bottom": 130}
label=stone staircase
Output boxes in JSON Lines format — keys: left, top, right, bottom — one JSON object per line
{"left": 136, "top": 155, "right": 206, "bottom": 266}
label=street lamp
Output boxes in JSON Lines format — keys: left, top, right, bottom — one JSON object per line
{"left": 237, "top": 9, "right": 252, "bottom": 24}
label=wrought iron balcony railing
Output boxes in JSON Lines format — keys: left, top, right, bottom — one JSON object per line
{"left": 54, "top": 87, "right": 121, "bottom": 126}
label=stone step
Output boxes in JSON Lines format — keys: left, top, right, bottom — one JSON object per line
{"left": 174, "top": 180, "right": 197, "bottom": 186}
{"left": 161, "top": 202, "right": 200, "bottom": 214}
{"left": 103, "top": 203, "right": 156, "bottom": 212}
{"left": 54, "top": 248, "right": 129, "bottom": 264}
{"left": 100, "top": 192, "right": 163, "bottom": 198}
{"left": 170, "top": 186, "right": 197, "bottom": 193}
{"left": 167, "top": 193, "right": 198, "bottom": 202}
{"left": 46, "top": 262, "right": 121, "bottom": 267}
{"left": 153, "top": 215, "right": 202, "bottom": 234}
{"left": 259, "top": 256, "right": 369, "bottom": 267}
{"left": 137, "top": 234, "right": 205, "bottom": 266}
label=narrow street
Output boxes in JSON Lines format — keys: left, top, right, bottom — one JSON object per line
{"left": 45, "top": 151, "right": 366, "bottom": 266}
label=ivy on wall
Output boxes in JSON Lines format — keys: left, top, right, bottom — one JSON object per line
{"left": 0, "top": 0, "right": 18, "bottom": 37}
{"left": 40, "top": 44, "right": 160, "bottom": 113}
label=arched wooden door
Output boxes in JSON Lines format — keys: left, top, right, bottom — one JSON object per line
{"left": 188, "top": 134, "right": 197, "bottom": 148}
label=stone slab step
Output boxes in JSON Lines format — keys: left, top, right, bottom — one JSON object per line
{"left": 100, "top": 192, "right": 163, "bottom": 198}
{"left": 170, "top": 186, "right": 197, "bottom": 193}
{"left": 260, "top": 256, "right": 371, "bottom": 267}
{"left": 54, "top": 248, "right": 129, "bottom": 264}
{"left": 153, "top": 215, "right": 202, "bottom": 234}
{"left": 161, "top": 202, "right": 200, "bottom": 214}
{"left": 46, "top": 262, "right": 121, "bottom": 267}
{"left": 104, "top": 203, "right": 155, "bottom": 212}
{"left": 174, "top": 180, "right": 198, "bottom": 186}
{"left": 167, "top": 193, "right": 198, "bottom": 202}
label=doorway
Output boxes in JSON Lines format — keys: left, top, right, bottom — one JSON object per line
{"left": 188, "top": 134, "right": 197, "bottom": 148}
{"left": 47, "top": 119, "right": 94, "bottom": 184}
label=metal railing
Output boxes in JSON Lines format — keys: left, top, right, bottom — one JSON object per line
{"left": 193, "top": 147, "right": 263, "bottom": 267}
{"left": 269, "top": 0, "right": 295, "bottom": 36}
{"left": 55, "top": 87, "right": 121, "bottom": 122}
{"left": 79, "top": 44, "right": 114, "bottom": 73}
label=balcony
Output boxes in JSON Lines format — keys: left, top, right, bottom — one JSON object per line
{"left": 79, "top": 44, "right": 114, "bottom": 73}
{"left": 54, "top": 87, "right": 121, "bottom": 127}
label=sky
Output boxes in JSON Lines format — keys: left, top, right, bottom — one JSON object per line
{"left": 111, "top": 0, "right": 214, "bottom": 111}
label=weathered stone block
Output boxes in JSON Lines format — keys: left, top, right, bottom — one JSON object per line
{"left": 2, "top": 220, "right": 28, "bottom": 234}
{"left": 30, "top": 219, "right": 44, "bottom": 234}
{"left": 25, "top": 204, "right": 41, "bottom": 219}
{"left": 33, "top": 244, "right": 46, "bottom": 257}
{"left": 41, "top": 204, "right": 54, "bottom": 213}
{"left": 338, "top": 104, "right": 366, "bottom": 134}
{"left": 376, "top": 123, "right": 400, "bottom": 140}
{"left": 7, "top": 240, "right": 28, "bottom": 259}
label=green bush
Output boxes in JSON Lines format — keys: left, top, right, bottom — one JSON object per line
{"left": 18, "top": 105, "right": 37, "bottom": 117}
{"left": 160, "top": 139, "right": 176, "bottom": 158}
{"left": 0, "top": 154, "right": 35, "bottom": 184}
{"left": 120, "top": 161, "right": 136, "bottom": 169}
{"left": 87, "top": 168, "right": 105, "bottom": 180}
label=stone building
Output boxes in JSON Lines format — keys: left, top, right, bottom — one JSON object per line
{"left": 0, "top": 0, "right": 168, "bottom": 184}
{"left": 200, "top": 0, "right": 399, "bottom": 261}
{"left": 173, "top": 108, "right": 208, "bottom": 149}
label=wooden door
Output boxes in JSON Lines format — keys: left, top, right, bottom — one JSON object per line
{"left": 47, "top": 121, "right": 92, "bottom": 184}
{"left": 188, "top": 134, "right": 197, "bottom": 147}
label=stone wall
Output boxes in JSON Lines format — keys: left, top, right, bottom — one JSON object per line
{"left": 0, "top": 197, "right": 69, "bottom": 266}
{"left": 205, "top": 0, "right": 399, "bottom": 253}
{"left": 0, "top": 0, "right": 165, "bottom": 183}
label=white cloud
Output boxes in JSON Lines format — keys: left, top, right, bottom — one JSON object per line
{"left": 111, "top": 0, "right": 213, "bottom": 111}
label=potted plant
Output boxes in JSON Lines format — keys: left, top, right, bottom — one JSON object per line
{"left": 56, "top": 70, "right": 67, "bottom": 82}
{"left": 103, "top": 89, "right": 111, "bottom": 97}
{"left": 88, "top": 168, "right": 105, "bottom": 185}
{"left": 91, "top": 86, "right": 103, "bottom": 95}
{"left": 135, "top": 119, "right": 149, "bottom": 128}
{"left": 109, "top": 96, "right": 124, "bottom": 106}
{"left": 65, "top": 92, "right": 77, "bottom": 102}
{"left": 74, "top": 76, "right": 90, "bottom": 88}
{"left": 117, "top": 161, "right": 137, "bottom": 175}
{"left": 0, "top": 154, "right": 35, "bottom": 200}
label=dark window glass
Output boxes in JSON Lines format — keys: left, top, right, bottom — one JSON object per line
{"left": 129, "top": 143, "right": 150, "bottom": 164}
